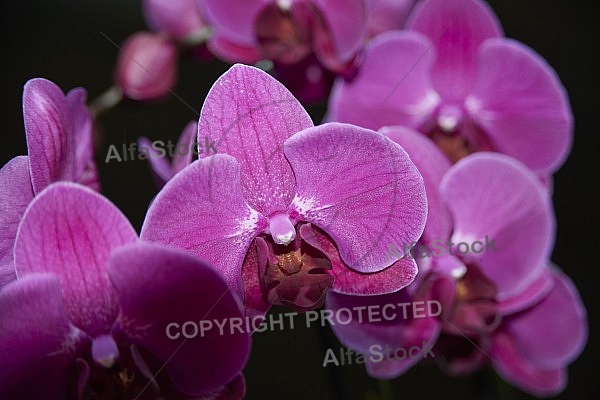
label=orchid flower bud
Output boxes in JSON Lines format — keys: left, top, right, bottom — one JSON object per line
{"left": 115, "top": 31, "right": 178, "bottom": 100}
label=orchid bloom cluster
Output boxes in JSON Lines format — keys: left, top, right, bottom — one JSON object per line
{"left": 0, "top": 0, "right": 588, "bottom": 399}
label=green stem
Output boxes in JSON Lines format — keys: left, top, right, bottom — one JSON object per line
{"left": 89, "top": 86, "right": 123, "bottom": 119}
{"left": 178, "top": 26, "right": 213, "bottom": 48}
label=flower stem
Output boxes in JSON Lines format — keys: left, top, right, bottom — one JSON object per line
{"left": 178, "top": 26, "right": 213, "bottom": 48}
{"left": 89, "top": 86, "right": 123, "bottom": 119}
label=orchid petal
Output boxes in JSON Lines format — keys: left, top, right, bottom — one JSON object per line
{"left": 498, "top": 267, "right": 554, "bottom": 315}
{"left": 0, "top": 274, "right": 84, "bottom": 400}
{"left": 138, "top": 136, "right": 174, "bottom": 185}
{"left": 14, "top": 182, "right": 138, "bottom": 334}
{"left": 504, "top": 269, "right": 587, "bottom": 370}
{"left": 326, "top": 290, "right": 440, "bottom": 378}
{"left": 143, "top": 0, "right": 206, "bottom": 39}
{"left": 109, "top": 243, "right": 250, "bottom": 396}
{"left": 206, "top": 33, "right": 262, "bottom": 64}
{"left": 241, "top": 238, "right": 272, "bottom": 319}
{"left": 327, "top": 31, "right": 439, "bottom": 131}
{"left": 0, "top": 156, "right": 33, "bottom": 287}
{"left": 311, "top": 0, "right": 367, "bottom": 62}
{"left": 381, "top": 126, "right": 452, "bottom": 243}
{"left": 285, "top": 123, "right": 427, "bottom": 272}
{"left": 366, "top": 0, "right": 416, "bottom": 36}
{"left": 440, "top": 154, "right": 553, "bottom": 300}
{"left": 467, "top": 39, "right": 573, "bottom": 173}
{"left": 140, "top": 155, "right": 268, "bottom": 295}
{"left": 65, "top": 87, "right": 98, "bottom": 191}
{"left": 300, "top": 224, "right": 417, "bottom": 295}
{"left": 23, "top": 78, "right": 75, "bottom": 193}
{"left": 407, "top": 0, "right": 502, "bottom": 101}
{"left": 365, "top": 315, "right": 439, "bottom": 378}
{"left": 201, "top": 0, "right": 266, "bottom": 46}
{"left": 491, "top": 331, "right": 566, "bottom": 396}
{"left": 173, "top": 121, "right": 198, "bottom": 174}
{"left": 198, "top": 64, "right": 312, "bottom": 215}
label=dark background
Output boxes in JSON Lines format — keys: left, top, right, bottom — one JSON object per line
{"left": 0, "top": 1, "right": 597, "bottom": 399}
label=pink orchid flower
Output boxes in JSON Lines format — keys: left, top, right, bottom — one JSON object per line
{"left": 0, "top": 183, "right": 250, "bottom": 399}
{"left": 0, "top": 78, "right": 98, "bottom": 287}
{"left": 326, "top": 128, "right": 586, "bottom": 396}
{"left": 328, "top": 0, "right": 572, "bottom": 179}
{"left": 141, "top": 64, "right": 427, "bottom": 315}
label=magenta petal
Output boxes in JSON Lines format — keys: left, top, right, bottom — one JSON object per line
{"left": 382, "top": 126, "right": 452, "bottom": 243}
{"left": 143, "top": 0, "right": 206, "bottom": 39}
{"left": 207, "top": 33, "right": 262, "bottom": 64}
{"left": 498, "top": 267, "right": 554, "bottom": 315}
{"left": 311, "top": 0, "right": 366, "bottom": 62}
{"left": 14, "top": 182, "right": 138, "bottom": 335}
{"left": 491, "top": 331, "right": 566, "bottom": 396}
{"left": 407, "top": 0, "right": 502, "bottom": 101}
{"left": 285, "top": 123, "right": 427, "bottom": 272}
{"left": 109, "top": 243, "right": 250, "bottom": 396}
{"left": 468, "top": 39, "right": 573, "bottom": 173}
{"left": 367, "top": 0, "right": 416, "bottom": 36}
{"left": 241, "top": 239, "right": 272, "bottom": 319}
{"left": 172, "top": 121, "right": 198, "bottom": 174}
{"left": 326, "top": 290, "right": 440, "bottom": 378}
{"left": 300, "top": 224, "right": 417, "bottom": 295}
{"left": 65, "top": 87, "right": 98, "bottom": 191}
{"left": 140, "top": 156, "right": 268, "bottom": 295}
{"left": 440, "top": 154, "right": 553, "bottom": 299}
{"left": 327, "top": 31, "right": 439, "bottom": 131}
{"left": 201, "top": 0, "right": 265, "bottom": 46}
{"left": 505, "top": 269, "right": 587, "bottom": 370}
{"left": 0, "top": 274, "right": 83, "bottom": 400}
{"left": 365, "top": 316, "right": 439, "bottom": 378}
{"left": 198, "top": 64, "right": 312, "bottom": 215}
{"left": 326, "top": 291, "right": 404, "bottom": 353}
{"left": 23, "top": 78, "right": 75, "bottom": 193}
{"left": 0, "top": 157, "right": 34, "bottom": 287}
{"left": 331, "top": 258, "right": 417, "bottom": 296}
{"left": 138, "top": 136, "right": 174, "bottom": 185}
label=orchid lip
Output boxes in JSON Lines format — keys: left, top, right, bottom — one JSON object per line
{"left": 268, "top": 213, "right": 296, "bottom": 245}
{"left": 91, "top": 334, "right": 120, "bottom": 368}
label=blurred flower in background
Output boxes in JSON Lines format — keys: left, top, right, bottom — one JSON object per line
{"left": 327, "top": 0, "right": 573, "bottom": 181}
{"left": 327, "top": 128, "right": 587, "bottom": 397}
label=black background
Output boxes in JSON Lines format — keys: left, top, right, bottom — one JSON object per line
{"left": 0, "top": 1, "right": 597, "bottom": 399}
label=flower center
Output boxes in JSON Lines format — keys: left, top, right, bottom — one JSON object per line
{"left": 443, "top": 264, "right": 501, "bottom": 336}
{"left": 92, "top": 334, "right": 120, "bottom": 368}
{"left": 257, "top": 224, "right": 333, "bottom": 311}
{"left": 268, "top": 213, "right": 296, "bottom": 245}
{"left": 255, "top": 3, "right": 312, "bottom": 64}
{"left": 429, "top": 103, "right": 496, "bottom": 164}
{"left": 437, "top": 104, "right": 464, "bottom": 132}
{"left": 78, "top": 342, "right": 163, "bottom": 399}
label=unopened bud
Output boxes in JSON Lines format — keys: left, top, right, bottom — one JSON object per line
{"left": 115, "top": 31, "right": 178, "bottom": 100}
